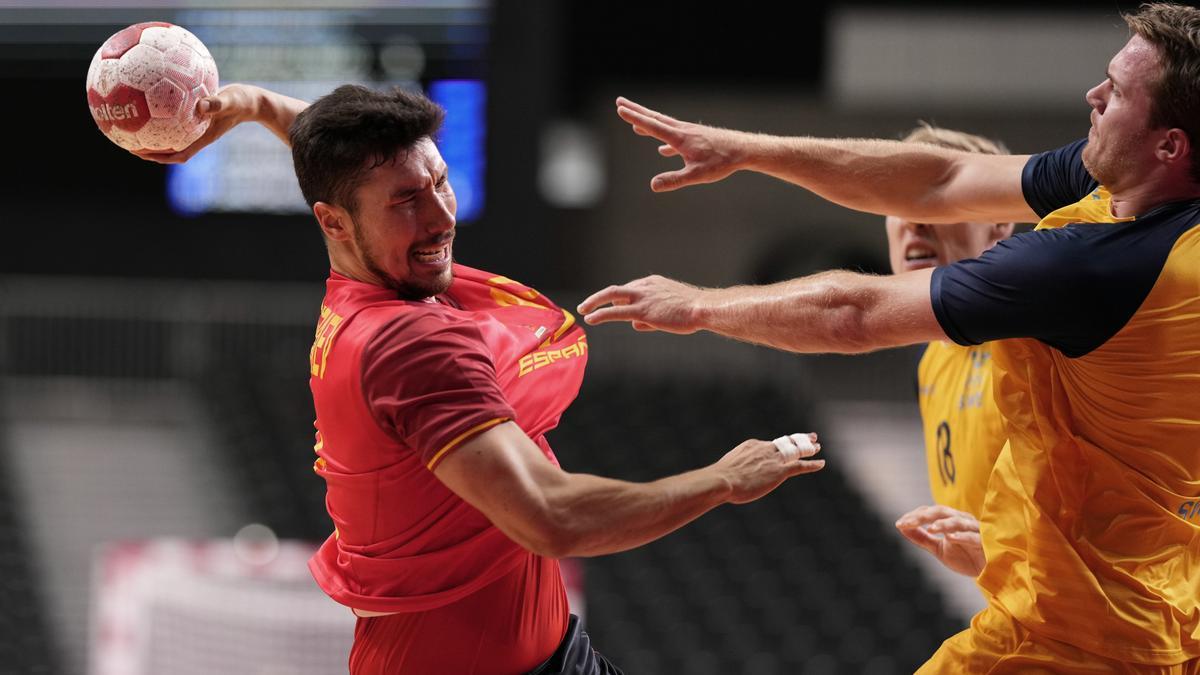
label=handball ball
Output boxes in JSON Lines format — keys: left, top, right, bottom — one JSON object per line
{"left": 85, "top": 22, "right": 218, "bottom": 153}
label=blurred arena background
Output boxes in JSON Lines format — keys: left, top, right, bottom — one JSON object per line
{"left": 0, "top": 1, "right": 1142, "bottom": 673}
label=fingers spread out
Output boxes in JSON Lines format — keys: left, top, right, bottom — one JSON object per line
{"left": 612, "top": 98, "right": 708, "bottom": 192}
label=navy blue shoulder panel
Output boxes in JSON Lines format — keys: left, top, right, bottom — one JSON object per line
{"left": 1021, "top": 139, "right": 1098, "bottom": 218}
{"left": 931, "top": 203, "right": 1200, "bottom": 358}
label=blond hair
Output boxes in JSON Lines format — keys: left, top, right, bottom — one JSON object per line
{"left": 901, "top": 123, "right": 1008, "bottom": 155}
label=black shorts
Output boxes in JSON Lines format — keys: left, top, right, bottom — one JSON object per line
{"left": 527, "top": 615, "right": 624, "bottom": 675}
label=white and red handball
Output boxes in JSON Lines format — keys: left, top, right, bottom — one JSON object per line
{"left": 85, "top": 22, "right": 218, "bottom": 153}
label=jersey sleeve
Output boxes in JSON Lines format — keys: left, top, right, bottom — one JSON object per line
{"left": 1020, "top": 139, "right": 1098, "bottom": 218}
{"left": 930, "top": 222, "right": 1168, "bottom": 358}
{"left": 361, "top": 314, "right": 515, "bottom": 469}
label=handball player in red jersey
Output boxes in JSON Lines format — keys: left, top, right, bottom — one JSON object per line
{"left": 139, "top": 83, "right": 825, "bottom": 674}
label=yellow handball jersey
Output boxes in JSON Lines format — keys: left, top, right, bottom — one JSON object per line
{"left": 929, "top": 139, "right": 1200, "bottom": 664}
{"left": 917, "top": 342, "right": 1007, "bottom": 516}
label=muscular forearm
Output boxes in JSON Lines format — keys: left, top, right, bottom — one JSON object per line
{"left": 694, "top": 271, "right": 878, "bottom": 353}
{"left": 441, "top": 423, "right": 818, "bottom": 559}
{"left": 579, "top": 268, "right": 942, "bottom": 351}
{"left": 694, "top": 269, "right": 939, "bottom": 354}
{"left": 540, "top": 468, "right": 731, "bottom": 558}
{"left": 735, "top": 135, "right": 963, "bottom": 222}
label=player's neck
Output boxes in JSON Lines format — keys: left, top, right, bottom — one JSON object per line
{"left": 328, "top": 251, "right": 385, "bottom": 288}
{"left": 1108, "top": 172, "right": 1200, "bottom": 218}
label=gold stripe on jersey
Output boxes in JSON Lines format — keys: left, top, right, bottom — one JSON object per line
{"left": 425, "top": 416, "right": 512, "bottom": 470}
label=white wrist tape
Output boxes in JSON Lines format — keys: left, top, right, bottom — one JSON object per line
{"left": 773, "top": 433, "right": 814, "bottom": 459}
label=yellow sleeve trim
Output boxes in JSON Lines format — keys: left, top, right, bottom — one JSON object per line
{"left": 426, "top": 417, "right": 511, "bottom": 470}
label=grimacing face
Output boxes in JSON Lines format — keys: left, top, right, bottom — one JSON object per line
{"left": 885, "top": 217, "right": 1013, "bottom": 274}
{"left": 1082, "top": 35, "right": 1162, "bottom": 192}
{"left": 346, "top": 137, "right": 457, "bottom": 299}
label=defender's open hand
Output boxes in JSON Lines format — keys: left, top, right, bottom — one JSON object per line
{"left": 616, "top": 96, "right": 751, "bottom": 192}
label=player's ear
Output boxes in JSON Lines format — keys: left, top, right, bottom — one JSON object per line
{"left": 995, "top": 222, "right": 1016, "bottom": 241}
{"left": 1157, "top": 128, "right": 1190, "bottom": 167}
{"left": 314, "top": 201, "right": 351, "bottom": 242}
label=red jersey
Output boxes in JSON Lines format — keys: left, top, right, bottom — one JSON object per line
{"left": 306, "top": 264, "right": 588, "bottom": 673}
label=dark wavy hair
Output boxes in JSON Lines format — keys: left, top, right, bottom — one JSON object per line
{"left": 289, "top": 85, "right": 445, "bottom": 215}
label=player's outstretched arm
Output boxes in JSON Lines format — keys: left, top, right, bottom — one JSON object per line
{"left": 135, "top": 83, "right": 309, "bottom": 163}
{"left": 894, "top": 504, "right": 985, "bottom": 577}
{"left": 578, "top": 268, "right": 945, "bottom": 354}
{"left": 616, "top": 96, "right": 1039, "bottom": 224}
{"left": 434, "top": 422, "right": 824, "bottom": 558}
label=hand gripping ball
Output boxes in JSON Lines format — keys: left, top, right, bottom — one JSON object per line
{"left": 86, "top": 22, "right": 219, "bottom": 153}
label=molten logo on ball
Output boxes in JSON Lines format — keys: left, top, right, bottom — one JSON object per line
{"left": 85, "top": 21, "right": 219, "bottom": 153}
{"left": 92, "top": 102, "right": 141, "bottom": 122}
